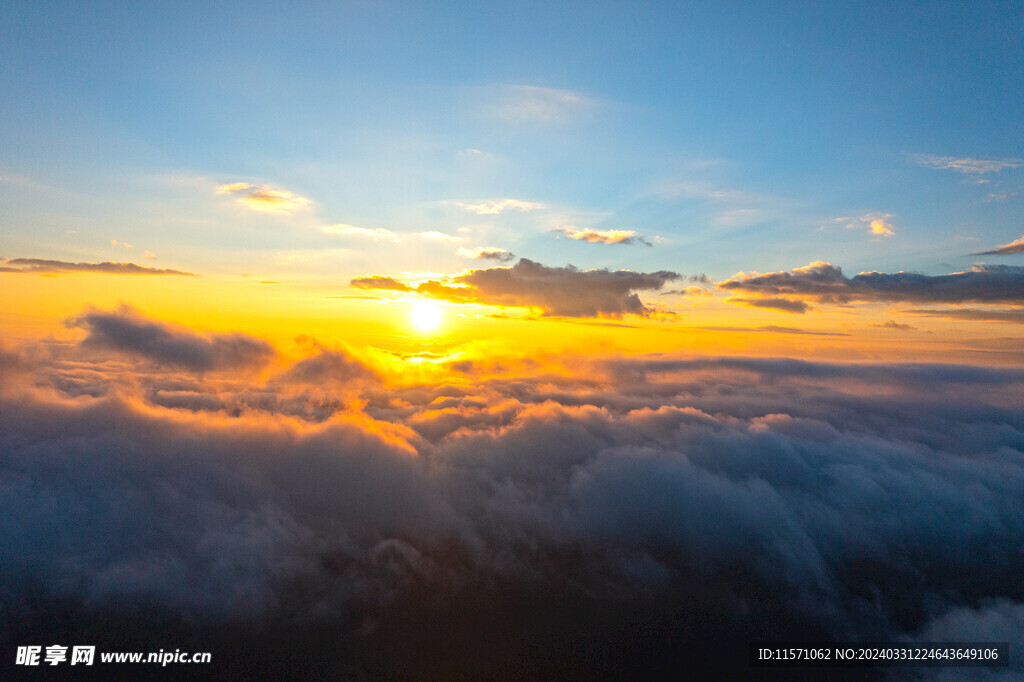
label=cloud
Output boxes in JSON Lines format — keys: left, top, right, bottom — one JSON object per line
{"left": 913, "top": 154, "right": 1023, "bottom": 174}
{"left": 987, "top": 192, "right": 1019, "bottom": 202}
{"left": 451, "top": 198, "right": 544, "bottom": 215}
{"left": 457, "top": 246, "right": 516, "bottom": 262}
{"left": 217, "top": 182, "right": 312, "bottom": 215}
{"left": 906, "top": 308, "right": 1024, "bottom": 324}
{"left": 874, "top": 320, "right": 916, "bottom": 331}
{"left": 70, "top": 308, "right": 276, "bottom": 372}
{"left": 695, "top": 325, "right": 848, "bottom": 336}
{"left": 725, "top": 297, "right": 811, "bottom": 314}
{"left": 354, "top": 259, "right": 680, "bottom": 317}
{"left": 552, "top": 227, "right": 652, "bottom": 246}
{"left": 2, "top": 332, "right": 1023, "bottom": 677}
{"left": 417, "top": 231, "right": 461, "bottom": 242}
{"left": 350, "top": 276, "right": 412, "bottom": 292}
{"left": 834, "top": 213, "right": 895, "bottom": 238}
{"left": 323, "top": 224, "right": 402, "bottom": 241}
{"left": 974, "top": 235, "right": 1024, "bottom": 256}
{"left": 492, "top": 84, "right": 591, "bottom": 123}
{"left": 110, "top": 239, "right": 132, "bottom": 249}
{"left": 143, "top": 251, "right": 157, "bottom": 260}
{"left": 718, "top": 261, "right": 1024, "bottom": 309}
{"left": 0, "top": 258, "right": 194, "bottom": 276}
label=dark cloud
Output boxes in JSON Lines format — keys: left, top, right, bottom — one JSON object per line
{"left": 719, "top": 261, "right": 1024, "bottom": 309}
{"left": 71, "top": 308, "right": 276, "bottom": 372}
{"left": 351, "top": 259, "right": 681, "bottom": 317}
{"left": 974, "top": 235, "right": 1024, "bottom": 255}
{"left": 0, "top": 258, "right": 195, "bottom": 276}
{"left": 2, "top": 327, "right": 1023, "bottom": 678}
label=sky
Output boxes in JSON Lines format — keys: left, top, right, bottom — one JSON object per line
{"left": 2, "top": 1, "right": 1023, "bottom": 678}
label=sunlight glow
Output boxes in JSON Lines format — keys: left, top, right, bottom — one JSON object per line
{"left": 410, "top": 300, "right": 442, "bottom": 333}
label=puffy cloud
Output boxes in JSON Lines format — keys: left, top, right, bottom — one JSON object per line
{"left": 2, "top": 332, "right": 1023, "bottom": 677}
{"left": 0, "top": 258, "right": 194, "bottom": 276}
{"left": 975, "top": 235, "right": 1024, "bottom": 256}
{"left": 552, "top": 227, "right": 652, "bottom": 246}
{"left": 457, "top": 246, "right": 516, "bottom": 262}
{"left": 217, "top": 182, "right": 311, "bottom": 215}
{"left": 323, "top": 224, "right": 401, "bottom": 241}
{"left": 913, "top": 153, "right": 1023, "bottom": 174}
{"left": 719, "top": 261, "right": 1024, "bottom": 309}
{"left": 456, "top": 259, "right": 679, "bottom": 317}
{"left": 70, "top": 308, "right": 276, "bottom": 372}
{"left": 450, "top": 198, "right": 544, "bottom": 215}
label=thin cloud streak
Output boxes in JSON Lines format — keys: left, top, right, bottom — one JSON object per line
{"left": 0, "top": 258, "right": 194, "bottom": 276}
{"left": 912, "top": 153, "right": 1023, "bottom": 174}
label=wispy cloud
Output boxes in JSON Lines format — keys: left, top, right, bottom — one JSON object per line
{"left": 912, "top": 153, "right": 1023, "bottom": 174}
{"left": 491, "top": 85, "right": 591, "bottom": 123}
{"left": 322, "top": 224, "right": 402, "bottom": 241}
{"left": 417, "top": 231, "right": 461, "bottom": 242}
{"left": 974, "top": 235, "right": 1024, "bottom": 256}
{"left": 0, "top": 258, "right": 194, "bottom": 276}
{"left": 450, "top": 198, "right": 545, "bottom": 215}
{"left": 110, "top": 239, "right": 133, "bottom": 249}
{"left": 552, "top": 227, "right": 652, "bottom": 246}
{"left": 457, "top": 246, "right": 516, "bottom": 262}
{"left": 216, "top": 182, "right": 312, "bottom": 215}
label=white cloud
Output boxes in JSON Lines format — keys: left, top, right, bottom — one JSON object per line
{"left": 216, "top": 182, "right": 312, "bottom": 215}
{"left": 323, "top": 224, "right": 402, "bottom": 241}
{"left": 451, "top": 198, "right": 545, "bottom": 215}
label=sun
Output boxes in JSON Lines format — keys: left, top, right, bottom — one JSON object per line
{"left": 410, "top": 300, "right": 442, "bottom": 333}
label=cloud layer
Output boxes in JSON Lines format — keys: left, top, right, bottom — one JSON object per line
{"left": 2, "top": 311, "right": 1022, "bottom": 678}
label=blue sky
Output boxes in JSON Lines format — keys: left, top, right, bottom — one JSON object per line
{"left": 2, "top": 0, "right": 1022, "bottom": 283}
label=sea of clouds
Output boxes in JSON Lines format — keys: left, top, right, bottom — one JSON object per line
{"left": 2, "top": 309, "right": 1022, "bottom": 678}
